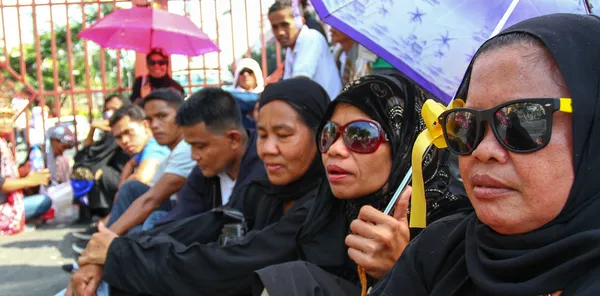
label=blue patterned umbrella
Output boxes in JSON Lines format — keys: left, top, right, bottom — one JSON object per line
{"left": 312, "top": 0, "right": 592, "bottom": 103}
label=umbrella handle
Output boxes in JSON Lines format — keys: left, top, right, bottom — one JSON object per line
{"left": 584, "top": 0, "right": 593, "bottom": 14}
{"left": 384, "top": 99, "right": 465, "bottom": 227}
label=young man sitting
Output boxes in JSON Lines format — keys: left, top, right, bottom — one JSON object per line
{"left": 155, "top": 87, "right": 266, "bottom": 226}
{"left": 72, "top": 104, "right": 170, "bottom": 241}
{"left": 72, "top": 90, "right": 193, "bottom": 251}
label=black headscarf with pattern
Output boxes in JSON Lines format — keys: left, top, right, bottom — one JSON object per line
{"left": 323, "top": 74, "right": 436, "bottom": 222}
{"left": 295, "top": 74, "right": 469, "bottom": 288}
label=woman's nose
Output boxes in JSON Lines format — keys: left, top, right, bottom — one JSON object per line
{"left": 471, "top": 125, "right": 509, "bottom": 163}
{"left": 327, "top": 135, "right": 350, "bottom": 158}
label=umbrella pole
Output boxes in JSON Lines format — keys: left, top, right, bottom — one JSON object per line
{"left": 584, "top": 0, "right": 593, "bottom": 14}
{"left": 491, "top": 0, "right": 520, "bottom": 37}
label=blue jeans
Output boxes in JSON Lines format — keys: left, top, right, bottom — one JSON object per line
{"left": 106, "top": 180, "right": 172, "bottom": 234}
{"left": 142, "top": 210, "right": 168, "bottom": 230}
{"left": 23, "top": 194, "right": 52, "bottom": 220}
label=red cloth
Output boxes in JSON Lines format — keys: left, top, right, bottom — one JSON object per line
{"left": 0, "top": 138, "right": 25, "bottom": 235}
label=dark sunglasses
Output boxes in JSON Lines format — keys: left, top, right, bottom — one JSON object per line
{"left": 147, "top": 60, "right": 167, "bottom": 66}
{"left": 438, "top": 98, "right": 572, "bottom": 155}
{"left": 240, "top": 68, "right": 254, "bottom": 75}
{"left": 319, "top": 120, "right": 389, "bottom": 154}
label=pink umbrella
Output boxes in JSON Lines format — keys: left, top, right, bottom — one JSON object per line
{"left": 78, "top": 7, "right": 220, "bottom": 56}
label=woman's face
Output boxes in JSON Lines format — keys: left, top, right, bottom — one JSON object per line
{"left": 147, "top": 53, "right": 168, "bottom": 78}
{"left": 459, "top": 43, "right": 574, "bottom": 235}
{"left": 322, "top": 103, "right": 392, "bottom": 199}
{"left": 257, "top": 100, "right": 317, "bottom": 185}
{"left": 238, "top": 68, "right": 257, "bottom": 91}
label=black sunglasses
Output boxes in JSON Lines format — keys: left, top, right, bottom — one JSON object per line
{"left": 147, "top": 60, "right": 167, "bottom": 66}
{"left": 438, "top": 98, "right": 572, "bottom": 155}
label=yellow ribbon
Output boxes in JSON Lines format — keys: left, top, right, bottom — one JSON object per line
{"left": 409, "top": 99, "right": 464, "bottom": 228}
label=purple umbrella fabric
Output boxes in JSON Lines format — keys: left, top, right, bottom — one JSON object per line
{"left": 312, "top": 0, "right": 590, "bottom": 103}
{"left": 78, "top": 7, "right": 220, "bottom": 56}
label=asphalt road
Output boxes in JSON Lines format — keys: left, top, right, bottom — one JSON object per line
{"left": 0, "top": 223, "right": 84, "bottom": 296}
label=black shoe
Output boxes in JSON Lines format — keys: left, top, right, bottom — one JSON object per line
{"left": 72, "top": 225, "right": 98, "bottom": 241}
{"left": 61, "top": 263, "right": 75, "bottom": 273}
{"left": 72, "top": 240, "right": 88, "bottom": 254}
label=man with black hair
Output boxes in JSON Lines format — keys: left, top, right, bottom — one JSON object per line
{"left": 71, "top": 104, "right": 169, "bottom": 242}
{"left": 268, "top": 0, "right": 341, "bottom": 98}
{"left": 109, "top": 104, "right": 169, "bottom": 186}
{"left": 72, "top": 90, "right": 193, "bottom": 249}
{"left": 155, "top": 87, "right": 265, "bottom": 225}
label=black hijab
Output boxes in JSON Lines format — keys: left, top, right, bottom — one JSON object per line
{"left": 256, "top": 78, "right": 331, "bottom": 201}
{"left": 460, "top": 14, "right": 600, "bottom": 295}
{"left": 321, "top": 74, "right": 439, "bottom": 222}
{"left": 295, "top": 75, "right": 464, "bottom": 287}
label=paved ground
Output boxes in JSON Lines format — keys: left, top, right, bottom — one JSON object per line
{"left": 0, "top": 136, "right": 86, "bottom": 295}
{"left": 0, "top": 223, "right": 84, "bottom": 296}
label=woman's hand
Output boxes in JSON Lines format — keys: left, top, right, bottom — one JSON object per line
{"left": 26, "top": 169, "right": 51, "bottom": 186}
{"left": 345, "top": 186, "right": 412, "bottom": 279}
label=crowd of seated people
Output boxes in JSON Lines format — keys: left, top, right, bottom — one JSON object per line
{"left": 56, "top": 12, "right": 598, "bottom": 296}
{"left": 0, "top": 2, "right": 594, "bottom": 295}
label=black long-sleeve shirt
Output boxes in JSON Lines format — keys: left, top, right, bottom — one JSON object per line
{"left": 103, "top": 180, "right": 321, "bottom": 296}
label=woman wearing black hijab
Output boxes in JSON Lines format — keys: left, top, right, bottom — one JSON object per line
{"left": 68, "top": 78, "right": 330, "bottom": 296}
{"left": 130, "top": 48, "right": 185, "bottom": 104}
{"left": 371, "top": 14, "right": 600, "bottom": 296}
{"left": 254, "top": 74, "right": 471, "bottom": 295}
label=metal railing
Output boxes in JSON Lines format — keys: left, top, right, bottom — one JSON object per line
{"left": 0, "top": 0, "right": 282, "bottom": 153}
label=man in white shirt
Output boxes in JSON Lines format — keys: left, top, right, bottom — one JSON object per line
{"left": 268, "top": 0, "right": 342, "bottom": 99}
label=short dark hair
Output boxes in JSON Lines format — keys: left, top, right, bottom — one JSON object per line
{"left": 109, "top": 104, "right": 146, "bottom": 127}
{"left": 269, "top": 0, "right": 293, "bottom": 15}
{"left": 141, "top": 88, "right": 185, "bottom": 110}
{"left": 176, "top": 88, "right": 243, "bottom": 133}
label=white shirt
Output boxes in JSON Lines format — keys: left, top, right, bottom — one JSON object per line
{"left": 151, "top": 140, "right": 195, "bottom": 201}
{"left": 218, "top": 172, "right": 236, "bottom": 206}
{"left": 284, "top": 25, "right": 342, "bottom": 99}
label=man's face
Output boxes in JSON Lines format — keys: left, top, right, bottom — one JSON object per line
{"left": 183, "top": 122, "right": 236, "bottom": 177}
{"left": 144, "top": 100, "right": 181, "bottom": 147}
{"left": 269, "top": 8, "right": 300, "bottom": 48}
{"left": 112, "top": 116, "right": 151, "bottom": 155}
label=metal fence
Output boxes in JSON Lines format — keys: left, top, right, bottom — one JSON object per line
{"left": 0, "top": 0, "right": 281, "bottom": 152}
